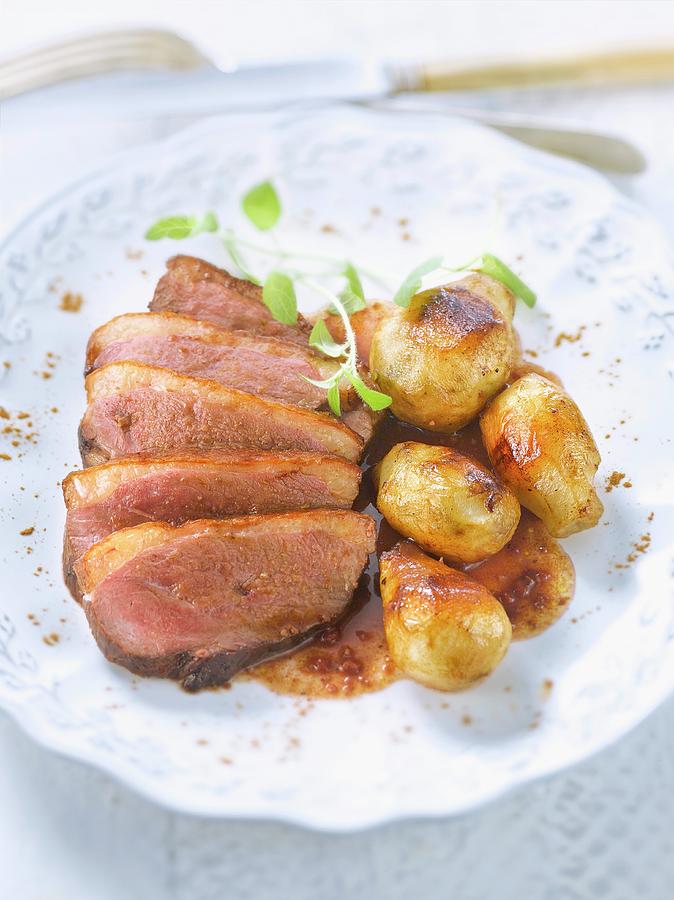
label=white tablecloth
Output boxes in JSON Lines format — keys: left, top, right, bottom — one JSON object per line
{"left": 2, "top": 3, "right": 674, "bottom": 897}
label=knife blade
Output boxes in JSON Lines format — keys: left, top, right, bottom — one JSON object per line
{"left": 1, "top": 53, "right": 646, "bottom": 174}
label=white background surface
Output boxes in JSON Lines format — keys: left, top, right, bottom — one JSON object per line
{"left": 2, "top": 2, "right": 674, "bottom": 897}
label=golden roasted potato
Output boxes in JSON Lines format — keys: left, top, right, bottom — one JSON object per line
{"left": 374, "top": 441, "right": 520, "bottom": 563}
{"left": 480, "top": 373, "right": 603, "bottom": 538}
{"left": 369, "top": 273, "right": 516, "bottom": 432}
{"left": 380, "top": 541, "right": 512, "bottom": 691}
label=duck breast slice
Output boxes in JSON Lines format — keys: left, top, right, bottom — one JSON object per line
{"left": 86, "top": 311, "right": 339, "bottom": 408}
{"left": 79, "top": 363, "right": 364, "bottom": 466}
{"left": 77, "top": 510, "right": 376, "bottom": 690}
{"left": 62, "top": 450, "right": 361, "bottom": 597}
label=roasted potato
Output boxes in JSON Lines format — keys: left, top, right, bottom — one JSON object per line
{"left": 374, "top": 441, "right": 520, "bottom": 563}
{"left": 380, "top": 541, "right": 512, "bottom": 691}
{"left": 369, "top": 273, "right": 516, "bottom": 432}
{"left": 480, "top": 373, "right": 603, "bottom": 537}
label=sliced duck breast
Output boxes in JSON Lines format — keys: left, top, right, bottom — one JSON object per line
{"left": 77, "top": 510, "right": 376, "bottom": 690}
{"left": 86, "top": 312, "right": 339, "bottom": 409}
{"left": 79, "top": 362, "right": 364, "bottom": 466}
{"left": 62, "top": 450, "right": 361, "bottom": 597}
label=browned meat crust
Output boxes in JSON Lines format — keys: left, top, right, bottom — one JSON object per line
{"left": 150, "top": 255, "right": 311, "bottom": 344}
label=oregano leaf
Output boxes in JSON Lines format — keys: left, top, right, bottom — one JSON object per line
{"left": 326, "top": 382, "right": 342, "bottom": 417}
{"left": 346, "top": 371, "right": 392, "bottom": 411}
{"left": 200, "top": 211, "right": 219, "bottom": 233}
{"left": 242, "top": 180, "right": 281, "bottom": 231}
{"left": 145, "top": 211, "right": 219, "bottom": 241}
{"left": 145, "top": 215, "right": 199, "bottom": 241}
{"left": 393, "top": 256, "right": 444, "bottom": 307}
{"left": 473, "top": 253, "right": 537, "bottom": 308}
{"left": 343, "top": 263, "right": 365, "bottom": 300}
{"left": 262, "top": 271, "right": 297, "bottom": 325}
{"left": 301, "top": 373, "right": 342, "bottom": 390}
{"left": 337, "top": 288, "right": 367, "bottom": 316}
{"left": 309, "top": 319, "right": 347, "bottom": 358}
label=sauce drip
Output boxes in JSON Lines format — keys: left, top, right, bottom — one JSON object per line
{"left": 464, "top": 510, "right": 575, "bottom": 639}
{"left": 248, "top": 362, "right": 573, "bottom": 699}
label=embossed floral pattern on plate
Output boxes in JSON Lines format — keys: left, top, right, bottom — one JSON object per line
{"left": 0, "top": 106, "right": 672, "bottom": 829}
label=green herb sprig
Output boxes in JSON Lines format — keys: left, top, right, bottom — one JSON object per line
{"left": 393, "top": 252, "right": 536, "bottom": 309}
{"left": 145, "top": 212, "right": 219, "bottom": 241}
{"left": 145, "top": 179, "right": 536, "bottom": 413}
{"left": 303, "top": 281, "right": 391, "bottom": 417}
{"left": 146, "top": 180, "right": 390, "bottom": 414}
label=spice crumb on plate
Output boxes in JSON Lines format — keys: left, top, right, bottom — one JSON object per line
{"left": 59, "top": 291, "right": 83, "bottom": 312}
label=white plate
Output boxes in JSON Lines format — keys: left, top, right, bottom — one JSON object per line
{"left": 0, "top": 106, "right": 673, "bottom": 830}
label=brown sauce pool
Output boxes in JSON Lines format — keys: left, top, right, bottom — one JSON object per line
{"left": 247, "top": 361, "right": 575, "bottom": 699}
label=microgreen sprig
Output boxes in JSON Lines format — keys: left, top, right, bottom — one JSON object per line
{"left": 146, "top": 180, "right": 391, "bottom": 414}
{"left": 145, "top": 211, "right": 219, "bottom": 241}
{"left": 393, "top": 252, "right": 536, "bottom": 309}
{"left": 145, "top": 178, "right": 536, "bottom": 415}
{"left": 303, "top": 280, "right": 391, "bottom": 417}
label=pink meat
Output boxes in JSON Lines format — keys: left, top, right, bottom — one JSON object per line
{"left": 79, "top": 387, "right": 362, "bottom": 466}
{"left": 90, "top": 334, "right": 328, "bottom": 408}
{"left": 63, "top": 454, "right": 360, "bottom": 595}
{"left": 85, "top": 511, "right": 375, "bottom": 689}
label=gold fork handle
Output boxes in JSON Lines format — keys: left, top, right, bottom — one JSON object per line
{"left": 400, "top": 46, "right": 674, "bottom": 92}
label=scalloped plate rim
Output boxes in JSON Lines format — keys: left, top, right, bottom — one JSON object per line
{"left": 0, "top": 104, "right": 672, "bottom": 829}
{"left": 0, "top": 669, "right": 671, "bottom": 831}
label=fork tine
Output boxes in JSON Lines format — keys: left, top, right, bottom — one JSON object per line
{"left": 3, "top": 29, "right": 209, "bottom": 67}
{"left": 0, "top": 29, "right": 210, "bottom": 99}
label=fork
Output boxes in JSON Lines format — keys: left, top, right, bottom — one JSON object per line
{"left": 0, "top": 29, "right": 211, "bottom": 99}
{"left": 2, "top": 28, "right": 665, "bottom": 174}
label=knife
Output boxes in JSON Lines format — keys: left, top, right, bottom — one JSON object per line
{"left": 2, "top": 32, "right": 662, "bottom": 174}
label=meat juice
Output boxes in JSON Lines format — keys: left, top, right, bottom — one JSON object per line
{"left": 248, "top": 362, "right": 575, "bottom": 698}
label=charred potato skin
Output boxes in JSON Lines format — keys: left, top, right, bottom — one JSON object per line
{"left": 480, "top": 373, "right": 603, "bottom": 538}
{"left": 374, "top": 442, "right": 521, "bottom": 563}
{"left": 369, "top": 274, "right": 516, "bottom": 432}
{"left": 380, "top": 541, "right": 512, "bottom": 691}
